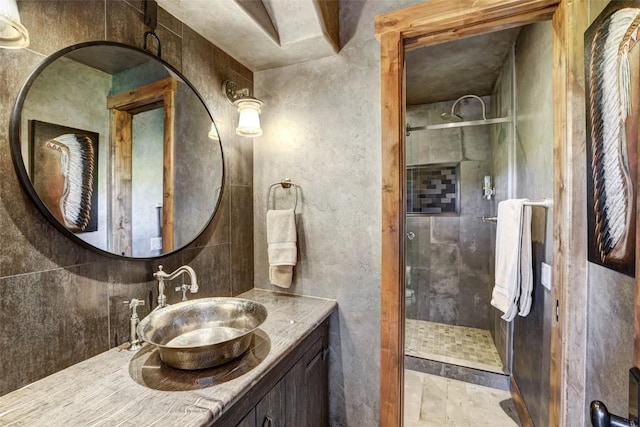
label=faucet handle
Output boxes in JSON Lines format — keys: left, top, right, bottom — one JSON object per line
{"left": 175, "top": 284, "right": 189, "bottom": 301}
{"left": 123, "top": 299, "right": 145, "bottom": 309}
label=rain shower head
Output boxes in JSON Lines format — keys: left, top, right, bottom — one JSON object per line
{"left": 440, "top": 111, "right": 463, "bottom": 122}
{"left": 442, "top": 94, "right": 488, "bottom": 122}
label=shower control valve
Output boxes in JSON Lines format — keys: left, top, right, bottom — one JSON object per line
{"left": 483, "top": 175, "right": 495, "bottom": 200}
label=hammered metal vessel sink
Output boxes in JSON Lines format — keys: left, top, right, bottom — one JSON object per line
{"left": 137, "top": 297, "right": 267, "bottom": 370}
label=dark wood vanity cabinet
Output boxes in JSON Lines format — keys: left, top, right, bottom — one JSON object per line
{"left": 212, "top": 319, "right": 329, "bottom": 427}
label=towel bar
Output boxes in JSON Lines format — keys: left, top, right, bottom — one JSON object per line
{"left": 482, "top": 216, "right": 497, "bottom": 222}
{"left": 523, "top": 198, "right": 553, "bottom": 208}
{"left": 267, "top": 178, "right": 298, "bottom": 211}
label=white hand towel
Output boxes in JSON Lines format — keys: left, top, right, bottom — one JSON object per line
{"left": 517, "top": 205, "right": 533, "bottom": 316}
{"left": 491, "top": 199, "right": 532, "bottom": 321}
{"left": 267, "top": 209, "right": 297, "bottom": 288}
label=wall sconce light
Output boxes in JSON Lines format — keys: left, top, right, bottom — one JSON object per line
{"left": 223, "top": 79, "right": 264, "bottom": 137}
{"left": 0, "top": 0, "right": 29, "bottom": 49}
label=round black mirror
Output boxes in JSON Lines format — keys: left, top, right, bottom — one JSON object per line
{"left": 10, "top": 41, "right": 224, "bottom": 259}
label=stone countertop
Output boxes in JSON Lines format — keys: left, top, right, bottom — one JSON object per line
{"left": 0, "top": 289, "right": 336, "bottom": 426}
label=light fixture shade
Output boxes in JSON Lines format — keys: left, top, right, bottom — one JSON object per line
{"left": 0, "top": 0, "right": 29, "bottom": 49}
{"left": 235, "top": 98, "right": 263, "bottom": 137}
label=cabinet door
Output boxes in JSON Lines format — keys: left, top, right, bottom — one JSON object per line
{"left": 236, "top": 408, "right": 256, "bottom": 427}
{"left": 256, "top": 378, "right": 287, "bottom": 427}
{"left": 285, "top": 334, "right": 328, "bottom": 427}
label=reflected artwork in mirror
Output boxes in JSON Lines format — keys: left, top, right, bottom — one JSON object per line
{"left": 10, "top": 41, "right": 224, "bottom": 259}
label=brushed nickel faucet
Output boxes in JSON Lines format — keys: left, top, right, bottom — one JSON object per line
{"left": 123, "top": 298, "right": 145, "bottom": 351}
{"left": 153, "top": 265, "right": 199, "bottom": 308}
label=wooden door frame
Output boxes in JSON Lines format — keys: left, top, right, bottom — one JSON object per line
{"left": 375, "top": 1, "right": 569, "bottom": 425}
{"left": 107, "top": 77, "right": 177, "bottom": 256}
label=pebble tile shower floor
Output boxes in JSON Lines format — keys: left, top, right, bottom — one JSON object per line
{"left": 405, "top": 319, "right": 504, "bottom": 373}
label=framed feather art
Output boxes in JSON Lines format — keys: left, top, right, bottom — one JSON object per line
{"left": 585, "top": 0, "right": 640, "bottom": 277}
{"left": 29, "top": 120, "right": 98, "bottom": 233}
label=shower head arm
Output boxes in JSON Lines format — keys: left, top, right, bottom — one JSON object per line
{"left": 449, "top": 94, "right": 488, "bottom": 121}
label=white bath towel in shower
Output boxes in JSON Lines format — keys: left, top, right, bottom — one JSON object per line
{"left": 267, "top": 209, "right": 297, "bottom": 288}
{"left": 490, "top": 199, "right": 533, "bottom": 321}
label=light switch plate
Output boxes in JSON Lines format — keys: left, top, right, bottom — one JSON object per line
{"left": 150, "top": 237, "right": 162, "bottom": 251}
{"left": 541, "top": 262, "right": 552, "bottom": 291}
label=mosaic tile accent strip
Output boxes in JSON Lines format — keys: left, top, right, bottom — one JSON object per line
{"left": 404, "top": 369, "right": 521, "bottom": 426}
{"left": 405, "top": 319, "right": 504, "bottom": 373}
{"left": 407, "top": 164, "right": 458, "bottom": 214}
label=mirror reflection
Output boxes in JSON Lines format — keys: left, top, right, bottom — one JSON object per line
{"left": 12, "top": 42, "right": 224, "bottom": 258}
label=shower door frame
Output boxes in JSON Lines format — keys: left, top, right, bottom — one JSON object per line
{"left": 375, "top": 1, "right": 570, "bottom": 426}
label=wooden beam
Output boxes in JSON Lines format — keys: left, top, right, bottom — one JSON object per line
{"left": 405, "top": 6, "right": 556, "bottom": 51}
{"left": 162, "top": 89, "right": 175, "bottom": 253}
{"left": 110, "top": 109, "right": 133, "bottom": 257}
{"left": 379, "top": 30, "right": 405, "bottom": 427}
{"left": 107, "top": 77, "right": 176, "bottom": 112}
{"left": 375, "top": 0, "right": 560, "bottom": 39}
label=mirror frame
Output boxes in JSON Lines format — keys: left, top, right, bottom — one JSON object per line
{"left": 9, "top": 41, "right": 225, "bottom": 261}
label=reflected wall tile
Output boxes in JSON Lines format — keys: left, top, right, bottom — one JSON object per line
{"left": 412, "top": 267, "right": 431, "bottom": 322}
{"left": 458, "top": 271, "right": 491, "bottom": 329}
{"left": 0, "top": 264, "right": 109, "bottom": 396}
{"left": 18, "top": 0, "right": 105, "bottom": 55}
{"left": 430, "top": 217, "right": 459, "bottom": 244}
{"left": 459, "top": 216, "right": 491, "bottom": 272}
{"left": 460, "top": 160, "right": 492, "bottom": 215}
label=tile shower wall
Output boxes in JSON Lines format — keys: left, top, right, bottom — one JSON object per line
{"left": 0, "top": 0, "right": 254, "bottom": 396}
{"left": 492, "top": 22, "right": 554, "bottom": 426}
{"left": 253, "top": 1, "right": 424, "bottom": 425}
{"left": 407, "top": 164, "right": 458, "bottom": 214}
{"left": 404, "top": 99, "right": 493, "bottom": 331}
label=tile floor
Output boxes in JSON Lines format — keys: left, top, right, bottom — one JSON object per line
{"left": 405, "top": 319, "right": 504, "bottom": 373}
{"left": 404, "top": 369, "right": 521, "bottom": 427}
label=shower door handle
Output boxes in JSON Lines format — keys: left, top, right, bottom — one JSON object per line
{"left": 406, "top": 231, "right": 415, "bottom": 240}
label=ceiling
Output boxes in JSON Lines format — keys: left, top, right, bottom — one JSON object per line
{"left": 405, "top": 28, "right": 522, "bottom": 105}
{"left": 156, "top": 0, "right": 339, "bottom": 72}
{"left": 157, "top": 1, "right": 521, "bottom": 105}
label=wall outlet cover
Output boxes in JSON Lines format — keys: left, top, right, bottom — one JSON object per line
{"left": 541, "top": 262, "right": 552, "bottom": 291}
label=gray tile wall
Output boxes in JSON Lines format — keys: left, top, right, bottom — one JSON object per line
{"left": 253, "top": 1, "right": 424, "bottom": 425}
{"left": 510, "top": 22, "right": 554, "bottom": 427}
{"left": 490, "top": 47, "right": 513, "bottom": 371}
{"left": 0, "top": 0, "right": 254, "bottom": 396}
{"left": 405, "top": 100, "right": 493, "bottom": 331}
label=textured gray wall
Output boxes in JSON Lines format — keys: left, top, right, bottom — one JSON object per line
{"left": 253, "top": 1, "right": 422, "bottom": 425}
{"left": 584, "top": 0, "right": 636, "bottom": 418}
{"left": 511, "top": 22, "right": 554, "bottom": 427}
{"left": 0, "top": 0, "right": 254, "bottom": 396}
{"left": 405, "top": 99, "right": 493, "bottom": 331}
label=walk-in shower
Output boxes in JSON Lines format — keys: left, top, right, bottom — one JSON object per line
{"left": 404, "top": 50, "right": 517, "bottom": 378}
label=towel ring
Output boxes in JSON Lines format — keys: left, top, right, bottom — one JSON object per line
{"left": 267, "top": 179, "right": 298, "bottom": 211}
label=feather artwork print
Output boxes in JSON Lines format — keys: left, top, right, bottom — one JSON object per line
{"left": 588, "top": 7, "right": 640, "bottom": 267}
{"left": 45, "top": 134, "right": 95, "bottom": 232}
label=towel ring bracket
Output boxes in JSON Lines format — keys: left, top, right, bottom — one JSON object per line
{"left": 267, "top": 178, "right": 298, "bottom": 211}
